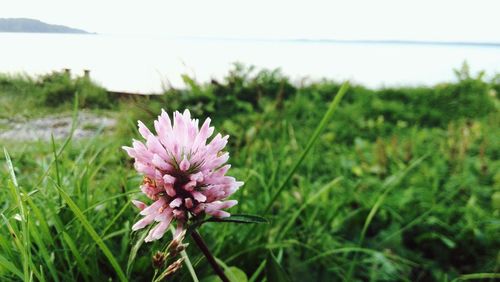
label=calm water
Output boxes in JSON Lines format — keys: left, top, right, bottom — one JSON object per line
{"left": 1, "top": 33, "right": 499, "bottom": 93}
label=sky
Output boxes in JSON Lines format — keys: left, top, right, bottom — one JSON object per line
{"left": 1, "top": 0, "right": 500, "bottom": 42}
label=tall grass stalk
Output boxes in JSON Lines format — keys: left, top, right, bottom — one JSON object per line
{"left": 263, "top": 82, "right": 349, "bottom": 213}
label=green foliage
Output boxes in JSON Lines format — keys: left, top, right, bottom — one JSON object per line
{"left": 0, "top": 64, "right": 499, "bottom": 281}
{"left": 0, "top": 71, "right": 113, "bottom": 114}
{"left": 0, "top": 73, "right": 42, "bottom": 118}
{"left": 39, "top": 72, "right": 113, "bottom": 108}
{"left": 38, "top": 71, "right": 76, "bottom": 106}
{"left": 74, "top": 77, "right": 111, "bottom": 108}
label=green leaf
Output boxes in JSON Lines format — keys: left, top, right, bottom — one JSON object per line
{"left": 226, "top": 267, "right": 248, "bottom": 282}
{"left": 205, "top": 214, "right": 268, "bottom": 224}
{"left": 266, "top": 252, "right": 290, "bottom": 282}
{"left": 201, "top": 266, "right": 248, "bottom": 282}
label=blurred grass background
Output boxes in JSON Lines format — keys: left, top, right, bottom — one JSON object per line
{"left": 0, "top": 63, "right": 499, "bottom": 281}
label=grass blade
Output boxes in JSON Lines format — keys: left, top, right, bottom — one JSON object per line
{"left": 263, "top": 82, "right": 349, "bottom": 213}
{"left": 453, "top": 273, "right": 500, "bottom": 281}
{"left": 55, "top": 185, "right": 127, "bottom": 282}
{"left": 126, "top": 228, "right": 149, "bottom": 279}
{"left": 3, "top": 148, "right": 31, "bottom": 282}
{"left": 0, "top": 253, "right": 23, "bottom": 280}
{"left": 346, "top": 155, "right": 427, "bottom": 280}
{"left": 277, "top": 177, "right": 342, "bottom": 240}
{"left": 61, "top": 231, "right": 91, "bottom": 280}
{"left": 265, "top": 252, "right": 290, "bottom": 282}
{"left": 3, "top": 148, "right": 18, "bottom": 187}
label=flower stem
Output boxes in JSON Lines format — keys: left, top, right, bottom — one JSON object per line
{"left": 191, "top": 230, "right": 230, "bottom": 282}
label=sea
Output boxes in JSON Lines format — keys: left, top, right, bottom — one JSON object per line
{"left": 1, "top": 33, "right": 499, "bottom": 93}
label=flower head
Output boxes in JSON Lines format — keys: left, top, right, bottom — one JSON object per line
{"left": 123, "top": 109, "right": 243, "bottom": 242}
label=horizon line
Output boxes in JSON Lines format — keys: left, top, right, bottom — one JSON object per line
{"left": 172, "top": 35, "right": 500, "bottom": 48}
{"left": 2, "top": 30, "right": 500, "bottom": 47}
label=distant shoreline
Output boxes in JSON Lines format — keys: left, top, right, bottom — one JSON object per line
{"left": 0, "top": 18, "right": 92, "bottom": 34}
{"left": 177, "top": 36, "right": 500, "bottom": 48}
{"left": 0, "top": 29, "right": 497, "bottom": 47}
{"left": 0, "top": 31, "right": 96, "bottom": 35}
{"left": 290, "top": 38, "right": 500, "bottom": 48}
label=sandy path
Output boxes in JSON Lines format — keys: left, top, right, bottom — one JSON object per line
{"left": 0, "top": 112, "right": 116, "bottom": 141}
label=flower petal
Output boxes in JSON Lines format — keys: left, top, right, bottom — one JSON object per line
{"left": 169, "top": 198, "right": 183, "bottom": 208}
{"left": 131, "top": 200, "right": 147, "bottom": 211}
{"left": 179, "top": 156, "right": 190, "bottom": 171}
{"left": 132, "top": 213, "right": 155, "bottom": 231}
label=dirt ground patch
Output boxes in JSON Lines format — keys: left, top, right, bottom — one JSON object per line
{"left": 0, "top": 112, "right": 116, "bottom": 141}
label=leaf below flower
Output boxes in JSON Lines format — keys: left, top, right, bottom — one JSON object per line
{"left": 205, "top": 214, "right": 268, "bottom": 224}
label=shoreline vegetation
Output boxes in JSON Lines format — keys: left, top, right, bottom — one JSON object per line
{"left": 0, "top": 64, "right": 499, "bottom": 281}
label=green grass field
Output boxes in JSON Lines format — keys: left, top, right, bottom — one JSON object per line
{"left": 1, "top": 65, "right": 499, "bottom": 281}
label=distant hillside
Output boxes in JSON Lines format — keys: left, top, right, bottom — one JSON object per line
{"left": 0, "top": 18, "right": 92, "bottom": 34}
